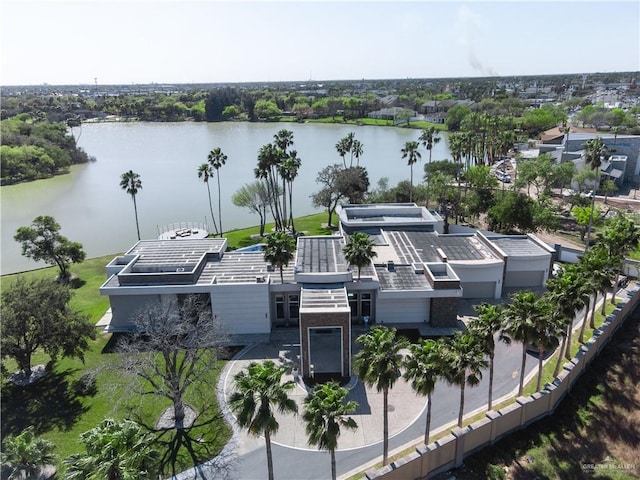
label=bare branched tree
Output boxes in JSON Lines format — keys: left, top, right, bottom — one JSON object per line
{"left": 114, "top": 294, "right": 232, "bottom": 477}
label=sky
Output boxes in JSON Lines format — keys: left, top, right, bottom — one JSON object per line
{"left": 1, "top": 0, "right": 639, "bottom": 86}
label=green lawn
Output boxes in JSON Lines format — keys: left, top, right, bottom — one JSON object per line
{"left": 1, "top": 212, "right": 333, "bottom": 473}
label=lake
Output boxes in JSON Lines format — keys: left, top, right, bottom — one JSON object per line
{"left": 1, "top": 121, "right": 450, "bottom": 274}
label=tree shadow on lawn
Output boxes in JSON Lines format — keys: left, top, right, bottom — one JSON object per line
{"left": 1, "top": 366, "right": 92, "bottom": 436}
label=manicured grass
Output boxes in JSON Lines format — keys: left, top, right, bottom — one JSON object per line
{"left": 223, "top": 211, "right": 335, "bottom": 249}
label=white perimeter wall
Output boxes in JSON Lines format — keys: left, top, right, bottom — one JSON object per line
{"left": 212, "top": 283, "right": 271, "bottom": 335}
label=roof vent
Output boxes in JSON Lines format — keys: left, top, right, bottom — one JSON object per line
{"left": 176, "top": 267, "right": 185, "bottom": 272}
{"left": 387, "top": 261, "right": 395, "bottom": 272}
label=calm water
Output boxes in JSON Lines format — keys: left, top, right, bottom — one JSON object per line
{"left": 1, "top": 121, "right": 450, "bottom": 274}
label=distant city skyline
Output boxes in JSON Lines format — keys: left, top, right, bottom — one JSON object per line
{"left": 1, "top": 1, "right": 638, "bottom": 86}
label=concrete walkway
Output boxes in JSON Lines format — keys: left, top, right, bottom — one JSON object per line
{"left": 221, "top": 334, "right": 427, "bottom": 451}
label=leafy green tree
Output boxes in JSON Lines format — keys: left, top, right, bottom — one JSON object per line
{"left": 487, "top": 191, "right": 537, "bottom": 233}
{"left": 232, "top": 181, "right": 271, "bottom": 237}
{"left": 401, "top": 140, "right": 421, "bottom": 203}
{"left": 254, "top": 99, "right": 282, "bottom": 120}
{"left": 442, "top": 333, "right": 487, "bottom": 427}
{"left": 63, "top": 419, "right": 160, "bottom": 480}
{"left": 263, "top": 231, "right": 296, "bottom": 283}
{"left": 468, "top": 303, "right": 510, "bottom": 411}
{"left": 120, "top": 170, "right": 142, "bottom": 241}
{"left": 597, "top": 214, "right": 640, "bottom": 304}
{"left": 0, "top": 426, "right": 56, "bottom": 480}
{"left": 343, "top": 232, "right": 377, "bottom": 281}
{"left": 207, "top": 147, "right": 227, "bottom": 237}
{"left": 14, "top": 215, "right": 86, "bottom": 281}
{"left": 336, "top": 166, "right": 370, "bottom": 204}
{"left": 403, "top": 339, "right": 444, "bottom": 444}
{"left": 572, "top": 204, "right": 601, "bottom": 242}
{"left": 229, "top": 361, "right": 298, "bottom": 480}
{"left": 197, "top": 163, "right": 219, "bottom": 236}
{"left": 311, "top": 164, "right": 347, "bottom": 228}
{"left": 353, "top": 326, "right": 407, "bottom": 465}
{"left": 1, "top": 277, "right": 94, "bottom": 378}
{"left": 302, "top": 381, "right": 358, "bottom": 480}
{"left": 445, "top": 103, "right": 472, "bottom": 131}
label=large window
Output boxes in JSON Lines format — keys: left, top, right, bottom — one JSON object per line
{"left": 348, "top": 291, "right": 374, "bottom": 324}
{"left": 273, "top": 293, "right": 300, "bottom": 327}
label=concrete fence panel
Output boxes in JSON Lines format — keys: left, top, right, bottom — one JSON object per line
{"left": 492, "top": 402, "right": 522, "bottom": 442}
{"left": 519, "top": 391, "right": 551, "bottom": 427}
{"left": 462, "top": 416, "right": 493, "bottom": 456}
{"left": 421, "top": 435, "right": 457, "bottom": 476}
{"left": 582, "top": 337, "right": 598, "bottom": 364}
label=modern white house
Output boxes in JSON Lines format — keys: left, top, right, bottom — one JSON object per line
{"left": 99, "top": 203, "right": 554, "bottom": 378}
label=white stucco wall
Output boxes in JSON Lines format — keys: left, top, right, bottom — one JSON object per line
{"left": 449, "top": 260, "right": 504, "bottom": 299}
{"left": 211, "top": 283, "right": 271, "bottom": 334}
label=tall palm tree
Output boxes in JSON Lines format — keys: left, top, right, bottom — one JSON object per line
{"left": 442, "top": 332, "right": 487, "bottom": 428}
{"left": 343, "top": 232, "right": 377, "bottom": 281}
{"left": 197, "top": 163, "right": 219, "bottom": 236}
{"left": 120, "top": 170, "right": 142, "bottom": 241}
{"left": 353, "top": 326, "right": 407, "bottom": 466}
{"left": 63, "top": 418, "right": 160, "bottom": 480}
{"left": 207, "top": 147, "right": 227, "bottom": 237}
{"left": 403, "top": 338, "right": 444, "bottom": 444}
{"left": 256, "top": 143, "right": 284, "bottom": 230}
{"left": 352, "top": 139, "right": 364, "bottom": 166}
{"left": 279, "top": 151, "right": 301, "bottom": 233}
{"left": 401, "top": 141, "right": 421, "bottom": 203}
{"left": 545, "top": 263, "right": 589, "bottom": 376}
{"left": 335, "top": 138, "right": 349, "bottom": 169}
{"left": 503, "top": 290, "right": 539, "bottom": 397}
{"left": 263, "top": 231, "right": 296, "bottom": 283}
{"left": 302, "top": 381, "right": 358, "bottom": 480}
{"left": 468, "top": 303, "right": 510, "bottom": 411}
{"left": 273, "top": 130, "right": 295, "bottom": 224}
{"left": 420, "top": 127, "right": 441, "bottom": 207}
{"left": 1, "top": 426, "right": 57, "bottom": 480}
{"left": 229, "top": 360, "right": 298, "bottom": 480}
{"left": 527, "top": 297, "right": 562, "bottom": 392}
{"left": 583, "top": 137, "right": 608, "bottom": 249}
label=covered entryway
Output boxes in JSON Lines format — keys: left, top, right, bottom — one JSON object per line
{"left": 299, "top": 286, "right": 351, "bottom": 378}
{"left": 308, "top": 327, "right": 343, "bottom": 374}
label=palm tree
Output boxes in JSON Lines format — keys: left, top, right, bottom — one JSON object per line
{"left": 527, "top": 297, "right": 562, "bottom": 392}
{"left": 1, "top": 426, "right": 57, "bottom": 480}
{"left": 352, "top": 139, "right": 364, "bottom": 166}
{"left": 63, "top": 418, "right": 159, "bottom": 480}
{"left": 503, "top": 290, "right": 539, "bottom": 397}
{"left": 583, "top": 137, "right": 608, "bottom": 249}
{"left": 273, "top": 130, "right": 295, "bottom": 224}
{"left": 229, "top": 360, "right": 298, "bottom": 480}
{"left": 335, "top": 137, "right": 349, "bottom": 169}
{"left": 419, "top": 126, "right": 441, "bottom": 165}
{"left": 577, "top": 247, "right": 612, "bottom": 342}
{"left": 207, "top": 147, "right": 227, "bottom": 237}
{"left": 403, "top": 339, "right": 444, "bottom": 444}
{"left": 303, "top": 381, "right": 358, "bottom": 480}
{"left": 442, "top": 332, "right": 487, "bottom": 428}
{"left": 343, "top": 232, "right": 377, "bottom": 281}
{"left": 545, "top": 264, "right": 589, "bottom": 376}
{"left": 353, "top": 326, "right": 407, "bottom": 466}
{"left": 279, "top": 151, "right": 301, "bottom": 233}
{"left": 421, "top": 127, "right": 441, "bottom": 207}
{"left": 468, "top": 303, "right": 510, "bottom": 411}
{"left": 119, "top": 170, "right": 142, "bottom": 240}
{"left": 401, "top": 141, "right": 422, "bottom": 203}
{"left": 197, "top": 163, "right": 219, "bottom": 236}
{"left": 256, "top": 143, "right": 284, "bottom": 230}
{"left": 263, "top": 231, "right": 296, "bottom": 283}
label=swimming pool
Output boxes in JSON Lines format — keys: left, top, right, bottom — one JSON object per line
{"left": 235, "top": 243, "right": 265, "bottom": 252}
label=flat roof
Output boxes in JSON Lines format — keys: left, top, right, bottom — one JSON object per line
{"left": 376, "top": 265, "right": 431, "bottom": 291}
{"left": 300, "top": 286, "right": 349, "bottom": 310}
{"left": 126, "top": 239, "right": 226, "bottom": 273}
{"left": 295, "top": 236, "right": 348, "bottom": 274}
{"left": 489, "top": 236, "right": 550, "bottom": 257}
{"left": 383, "top": 231, "right": 496, "bottom": 264}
